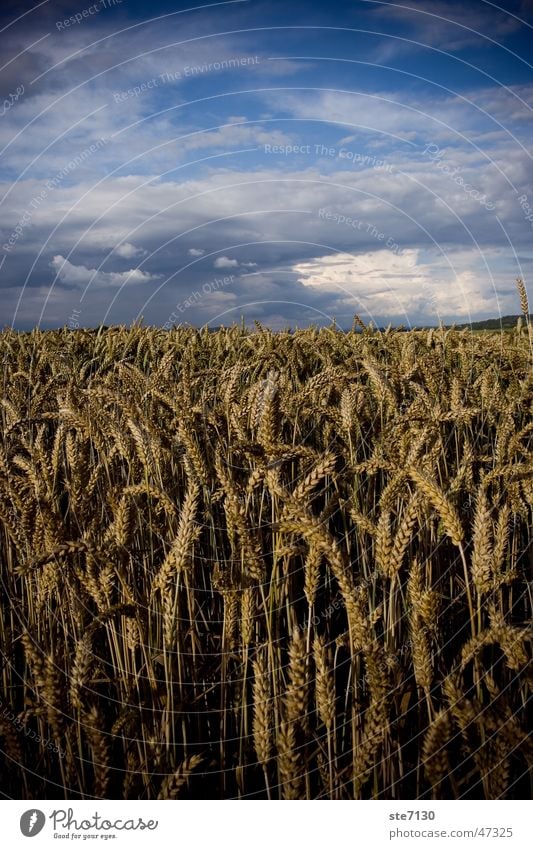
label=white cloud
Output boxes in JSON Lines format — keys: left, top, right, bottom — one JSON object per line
{"left": 50, "top": 255, "right": 160, "bottom": 289}
{"left": 214, "top": 256, "right": 239, "bottom": 268}
{"left": 1, "top": 155, "right": 526, "bottom": 327}
{"left": 188, "top": 248, "right": 206, "bottom": 257}
{"left": 271, "top": 84, "right": 533, "bottom": 151}
{"left": 114, "top": 242, "right": 147, "bottom": 258}
{"left": 293, "top": 248, "right": 509, "bottom": 321}
{"left": 178, "top": 123, "right": 294, "bottom": 154}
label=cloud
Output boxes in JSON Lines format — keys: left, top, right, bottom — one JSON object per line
{"left": 292, "top": 248, "right": 512, "bottom": 322}
{"left": 1, "top": 0, "right": 531, "bottom": 330}
{"left": 50, "top": 255, "right": 160, "bottom": 289}
{"left": 1, "top": 153, "right": 525, "bottom": 328}
{"left": 177, "top": 123, "right": 294, "bottom": 154}
{"left": 214, "top": 256, "right": 239, "bottom": 268}
{"left": 114, "top": 242, "right": 146, "bottom": 258}
{"left": 271, "top": 83, "right": 533, "bottom": 155}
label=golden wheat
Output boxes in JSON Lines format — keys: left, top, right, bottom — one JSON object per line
{"left": 0, "top": 320, "right": 530, "bottom": 800}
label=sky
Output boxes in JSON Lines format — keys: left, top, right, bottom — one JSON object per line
{"left": 0, "top": 0, "right": 532, "bottom": 330}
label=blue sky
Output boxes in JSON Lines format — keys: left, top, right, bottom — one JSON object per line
{"left": 1, "top": 0, "right": 532, "bottom": 329}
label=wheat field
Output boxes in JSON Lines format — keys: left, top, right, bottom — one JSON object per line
{"left": 0, "top": 306, "right": 531, "bottom": 799}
